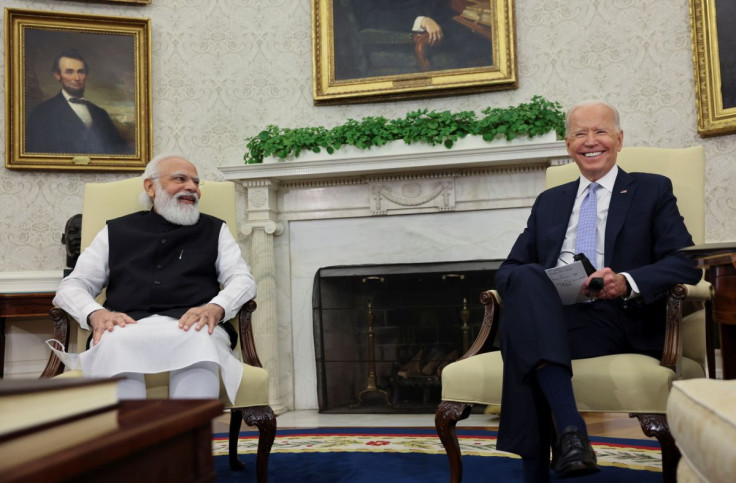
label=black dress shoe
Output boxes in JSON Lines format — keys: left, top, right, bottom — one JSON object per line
{"left": 552, "top": 426, "right": 599, "bottom": 478}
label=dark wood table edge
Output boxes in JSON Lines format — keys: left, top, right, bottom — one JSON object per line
{"left": 1, "top": 399, "right": 224, "bottom": 482}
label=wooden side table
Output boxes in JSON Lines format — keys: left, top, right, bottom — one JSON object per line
{"left": 1, "top": 399, "right": 224, "bottom": 482}
{"left": 681, "top": 242, "right": 736, "bottom": 379}
{"left": 0, "top": 292, "right": 56, "bottom": 378}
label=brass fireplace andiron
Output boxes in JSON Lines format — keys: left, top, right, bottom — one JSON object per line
{"left": 351, "top": 300, "right": 393, "bottom": 408}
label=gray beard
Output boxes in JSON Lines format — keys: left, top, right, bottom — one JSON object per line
{"left": 153, "top": 185, "right": 200, "bottom": 226}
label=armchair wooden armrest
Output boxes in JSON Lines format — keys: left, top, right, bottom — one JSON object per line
{"left": 412, "top": 32, "right": 431, "bottom": 71}
{"left": 40, "top": 307, "right": 73, "bottom": 378}
{"left": 661, "top": 279, "right": 711, "bottom": 372}
{"left": 455, "top": 290, "right": 501, "bottom": 362}
{"left": 237, "top": 299, "right": 261, "bottom": 367}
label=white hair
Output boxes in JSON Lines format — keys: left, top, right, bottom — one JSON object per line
{"left": 564, "top": 99, "right": 621, "bottom": 136}
{"left": 138, "top": 152, "right": 191, "bottom": 209}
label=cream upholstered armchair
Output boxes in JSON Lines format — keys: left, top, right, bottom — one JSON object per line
{"left": 435, "top": 146, "right": 711, "bottom": 483}
{"left": 41, "top": 177, "right": 275, "bottom": 483}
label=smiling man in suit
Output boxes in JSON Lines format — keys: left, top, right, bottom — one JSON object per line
{"left": 495, "top": 100, "right": 701, "bottom": 481}
{"left": 26, "top": 49, "right": 132, "bottom": 155}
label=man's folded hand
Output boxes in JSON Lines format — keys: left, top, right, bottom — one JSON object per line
{"left": 179, "top": 303, "right": 225, "bottom": 334}
{"left": 88, "top": 309, "right": 137, "bottom": 345}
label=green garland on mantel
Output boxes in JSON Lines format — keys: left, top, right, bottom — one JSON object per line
{"left": 243, "top": 96, "right": 565, "bottom": 164}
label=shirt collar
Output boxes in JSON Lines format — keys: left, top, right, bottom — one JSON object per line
{"left": 61, "top": 90, "right": 86, "bottom": 103}
{"left": 577, "top": 165, "right": 618, "bottom": 198}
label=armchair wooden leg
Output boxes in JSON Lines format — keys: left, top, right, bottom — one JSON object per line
{"left": 227, "top": 406, "right": 277, "bottom": 483}
{"left": 631, "top": 413, "right": 680, "bottom": 483}
{"left": 435, "top": 401, "right": 473, "bottom": 483}
{"left": 228, "top": 409, "right": 246, "bottom": 471}
{"left": 244, "top": 405, "right": 277, "bottom": 483}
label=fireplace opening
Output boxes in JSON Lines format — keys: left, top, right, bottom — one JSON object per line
{"left": 312, "top": 260, "right": 501, "bottom": 413}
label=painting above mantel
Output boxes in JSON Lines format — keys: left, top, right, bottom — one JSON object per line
{"left": 312, "top": 0, "right": 518, "bottom": 104}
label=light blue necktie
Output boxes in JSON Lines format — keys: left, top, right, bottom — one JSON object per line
{"left": 575, "top": 182, "right": 600, "bottom": 268}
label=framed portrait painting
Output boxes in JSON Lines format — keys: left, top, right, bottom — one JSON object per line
{"left": 4, "top": 9, "right": 152, "bottom": 170}
{"left": 311, "top": 0, "right": 517, "bottom": 105}
{"left": 65, "top": 0, "right": 151, "bottom": 4}
{"left": 690, "top": 0, "right": 736, "bottom": 136}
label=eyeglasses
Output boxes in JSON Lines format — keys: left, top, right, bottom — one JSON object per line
{"left": 151, "top": 174, "right": 204, "bottom": 187}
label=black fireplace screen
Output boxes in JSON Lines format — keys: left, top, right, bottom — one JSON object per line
{"left": 312, "top": 260, "right": 501, "bottom": 413}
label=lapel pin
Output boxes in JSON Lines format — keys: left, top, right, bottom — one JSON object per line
{"left": 620, "top": 189, "right": 628, "bottom": 194}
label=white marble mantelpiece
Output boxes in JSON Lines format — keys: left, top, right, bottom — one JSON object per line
{"left": 219, "top": 138, "right": 570, "bottom": 410}
{"left": 220, "top": 132, "right": 566, "bottom": 182}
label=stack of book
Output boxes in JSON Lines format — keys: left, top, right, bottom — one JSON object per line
{"left": 461, "top": 1, "right": 493, "bottom": 26}
{"left": 0, "top": 377, "right": 120, "bottom": 473}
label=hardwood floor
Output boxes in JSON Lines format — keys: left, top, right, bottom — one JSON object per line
{"left": 583, "top": 412, "right": 650, "bottom": 439}
{"left": 214, "top": 410, "right": 651, "bottom": 440}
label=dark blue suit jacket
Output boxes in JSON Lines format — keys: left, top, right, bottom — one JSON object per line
{"left": 26, "top": 92, "right": 132, "bottom": 155}
{"left": 496, "top": 167, "right": 701, "bottom": 350}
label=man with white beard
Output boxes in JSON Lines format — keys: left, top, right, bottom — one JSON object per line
{"left": 52, "top": 153, "right": 257, "bottom": 401}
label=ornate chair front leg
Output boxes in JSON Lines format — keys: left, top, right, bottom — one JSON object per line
{"left": 436, "top": 400, "right": 473, "bottom": 483}
{"left": 244, "top": 405, "right": 277, "bottom": 483}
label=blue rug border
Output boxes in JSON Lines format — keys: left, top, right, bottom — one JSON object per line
{"left": 214, "top": 426, "right": 661, "bottom": 449}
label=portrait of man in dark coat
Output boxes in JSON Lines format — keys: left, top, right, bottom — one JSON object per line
{"left": 25, "top": 49, "right": 133, "bottom": 155}
{"left": 333, "top": 0, "right": 494, "bottom": 79}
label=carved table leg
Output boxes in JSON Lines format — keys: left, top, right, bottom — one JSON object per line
{"left": 436, "top": 401, "right": 473, "bottom": 483}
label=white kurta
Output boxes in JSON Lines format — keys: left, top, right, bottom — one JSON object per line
{"left": 51, "top": 222, "right": 257, "bottom": 404}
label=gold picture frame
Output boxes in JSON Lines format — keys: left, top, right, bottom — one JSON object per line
{"left": 64, "top": 1, "right": 151, "bottom": 4}
{"left": 4, "top": 9, "right": 152, "bottom": 171}
{"left": 690, "top": 0, "right": 736, "bottom": 136}
{"left": 311, "top": 0, "right": 517, "bottom": 105}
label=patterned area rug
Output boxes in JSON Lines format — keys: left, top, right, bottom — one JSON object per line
{"left": 213, "top": 427, "right": 662, "bottom": 482}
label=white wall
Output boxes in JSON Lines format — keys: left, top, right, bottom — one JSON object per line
{"left": 2, "top": 0, "right": 735, "bottom": 379}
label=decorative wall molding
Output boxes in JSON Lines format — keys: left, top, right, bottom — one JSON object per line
{"left": 0, "top": 271, "right": 63, "bottom": 293}
{"left": 370, "top": 178, "right": 455, "bottom": 215}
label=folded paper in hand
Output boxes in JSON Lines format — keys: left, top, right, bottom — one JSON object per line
{"left": 545, "top": 261, "right": 589, "bottom": 305}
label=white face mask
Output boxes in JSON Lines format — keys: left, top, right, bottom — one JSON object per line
{"left": 46, "top": 339, "right": 82, "bottom": 370}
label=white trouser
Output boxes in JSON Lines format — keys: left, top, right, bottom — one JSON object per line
{"left": 116, "top": 361, "right": 220, "bottom": 400}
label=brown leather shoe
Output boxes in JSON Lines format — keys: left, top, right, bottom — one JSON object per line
{"left": 552, "top": 426, "right": 599, "bottom": 478}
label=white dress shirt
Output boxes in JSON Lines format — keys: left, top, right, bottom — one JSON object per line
{"left": 61, "top": 90, "right": 93, "bottom": 128}
{"left": 556, "top": 165, "right": 640, "bottom": 297}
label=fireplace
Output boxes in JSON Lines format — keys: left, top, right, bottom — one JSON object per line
{"left": 220, "top": 136, "right": 569, "bottom": 412}
{"left": 312, "top": 260, "right": 500, "bottom": 413}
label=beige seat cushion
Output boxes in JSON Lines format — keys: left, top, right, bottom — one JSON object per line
{"left": 442, "top": 351, "right": 704, "bottom": 413}
{"left": 668, "top": 379, "right": 736, "bottom": 483}
{"left": 58, "top": 362, "right": 269, "bottom": 408}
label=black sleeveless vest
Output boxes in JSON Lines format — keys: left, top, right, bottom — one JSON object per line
{"left": 105, "top": 210, "right": 222, "bottom": 320}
